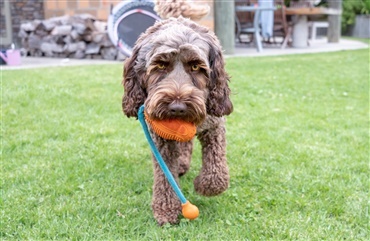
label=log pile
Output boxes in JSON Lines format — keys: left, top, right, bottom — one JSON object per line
{"left": 19, "top": 14, "right": 124, "bottom": 60}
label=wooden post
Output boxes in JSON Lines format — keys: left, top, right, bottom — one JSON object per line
{"left": 214, "top": 0, "right": 235, "bottom": 55}
{"left": 327, "top": 0, "right": 342, "bottom": 43}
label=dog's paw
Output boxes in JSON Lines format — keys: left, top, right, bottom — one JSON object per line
{"left": 155, "top": 215, "right": 180, "bottom": 226}
{"left": 153, "top": 208, "right": 181, "bottom": 226}
{"left": 152, "top": 200, "right": 181, "bottom": 226}
{"left": 194, "top": 172, "right": 229, "bottom": 196}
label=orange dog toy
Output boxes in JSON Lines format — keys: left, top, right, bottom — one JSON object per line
{"left": 144, "top": 112, "right": 196, "bottom": 142}
{"left": 139, "top": 106, "right": 199, "bottom": 220}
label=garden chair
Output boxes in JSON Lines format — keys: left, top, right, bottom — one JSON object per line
{"left": 235, "top": 0, "right": 256, "bottom": 44}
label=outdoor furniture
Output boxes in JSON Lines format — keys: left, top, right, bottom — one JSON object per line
{"left": 271, "top": 0, "right": 290, "bottom": 46}
{"left": 235, "top": 0, "right": 255, "bottom": 44}
{"left": 235, "top": 4, "right": 276, "bottom": 52}
{"left": 310, "top": 21, "right": 329, "bottom": 40}
{"left": 285, "top": 7, "right": 342, "bottom": 48}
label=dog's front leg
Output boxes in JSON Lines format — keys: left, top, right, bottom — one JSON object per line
{"left": 151, "top": 136, "right": 182, "bottom": 225}
{"left": 194, "top": 119, "right": 229, "bottom": 196}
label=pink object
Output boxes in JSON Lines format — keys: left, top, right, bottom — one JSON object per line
{"left": 0, "top": 49, "right": 21, "bottom": 66}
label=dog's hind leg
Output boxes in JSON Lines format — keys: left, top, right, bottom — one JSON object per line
{"left": 194, "top": 119, "right": 229, "bottom": 196}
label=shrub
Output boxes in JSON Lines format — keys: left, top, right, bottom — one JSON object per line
{"left": 342, "top": 0, "right": 369, "bottom": 32}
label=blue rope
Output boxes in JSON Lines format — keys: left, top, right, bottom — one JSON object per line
{"left": 138, "top": 105, "right": 187, "bottom": 204}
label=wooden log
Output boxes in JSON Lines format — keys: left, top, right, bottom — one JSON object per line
{"left": 40, "top": 42, "right": 54, "bottom": 53}
{"left": 76, "top": 41, "right": 86, "bottom": 51}
{"left": 69, "top": 29, "right": 80, "bottom": 40}
{"left": 71, "top": 14, "right": 96, "bottom": 32}
{"left": 91, "top": 54, "right": 103, "bottom": 59}
{"left": 85, "top": 19, "right": 96, "bottom": 32}
{"left": 40, "top": 42, "right": 54, "bottom": 57}
{"left": 72, "top": 23, "right": 87, "bottom": 35}
{"left": 48, "top": 15, "right": 70, "bottom": 25}
{"left": 117, "top": 50, "right": 127, "bottom": 61}
{"left": 93, "top": 21, "right": 107, "bottom": 32}
{"left": 19, "top": 14, "right": 119, "bottom": 60}
{"left": 54, "top": 44, "right": 65, "bottom": 53}
{"left": 101, "top": 47, "right": 117, "bottom": 60}
{"left": 41, "top": 19, "right": 58, "bottom": 31}
{"left": 35, "top": 29, "right": 48, "bottom": 37}
{"left": 85, "top": 42, "right": 100, "bottom": 54}
{"left": 51, "top": 25, "right": 72, "bottom": 36}
{"left": 28, "top": 33, "right": 42, "bottom": 49}
{"left": 42, "top": 35, "right": 58, "bottom": 43}
{"left": 100, "top": 34, "right": 114, "bottom": 47}
{"left": 63, "top": 35, "right": 73, "bottom": 44}
{"left": 18, "top": 29, "right": 28, "bottom": 38}
{"left": 54, "top": 35, "right": 65, "bottom": 45}
{"left": 73, "top": 50, "right": 85, "bottom": 59}
{"left": 56, "top": 53, "right": 68, "bottom": 58}
{"left": 30, "top": 49, "right": 43, "bottom": 57}
{"left": 21, "top": 38, "right": 29, "bottom": 50}
{"left": 20, "top": 22, "right": 36, "bottom": 32}
{"left": 92, "top": 32, "right": 105, "bottom": 43}
{"left": 75, "top": 13, "right": 96, "bottom": 21}
{"left": 64, "top": 43, "right": 79, "bottom": 53}
{"left": 83, "top": 34, "right": 93, "bottom": 42}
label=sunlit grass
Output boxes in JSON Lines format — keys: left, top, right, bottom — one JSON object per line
{"left": 1, "top": 49, "right": 368, "bottom": 240}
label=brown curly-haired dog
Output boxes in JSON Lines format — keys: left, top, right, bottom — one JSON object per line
{"left": 122, "top": 17, "right": 233, "bottom": 225}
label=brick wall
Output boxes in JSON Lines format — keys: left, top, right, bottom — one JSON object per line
{"left": 44, "top": 0, "right": 116, "bottom": 21}
{"left": 43, "top": 0, "right": 215, "bottom": 30}
{"left": 2, "top": 0, "right": 215, "bottom": 50}
{"left": 1, "top": 0, "right": 44, "bottom": 49}
{"left": 198, "top": 1, "right": 215, "bottom": 30}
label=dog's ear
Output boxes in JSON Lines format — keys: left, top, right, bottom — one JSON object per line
{"left": 122, "top": 44, "right": 147, "bottom": 118}
{"left": 122, "top": 19, "right": 173, "bottom": 118}
{"left": 206, "top": 40, "right": 233, "bottom": 117}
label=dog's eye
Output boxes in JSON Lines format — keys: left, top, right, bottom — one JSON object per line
{"left": 191, "top": 64, "right": 200, "bottom": 71}
{"left": 157, "top": 63, "right": 166, "bottom": 70}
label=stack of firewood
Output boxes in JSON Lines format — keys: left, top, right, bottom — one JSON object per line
{"left": 19, "top": 14, "right": 124, "bottom": 60}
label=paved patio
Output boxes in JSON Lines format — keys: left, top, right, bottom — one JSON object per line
{"left": 1, "top": 38, "right": 368, "bottom": 70}
{"left": 230, "top": 37, "right": 368, "bottom": 57}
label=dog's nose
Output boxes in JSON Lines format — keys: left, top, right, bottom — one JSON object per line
{"left": 169, "top": 102, "right": 187, "bottom": 115}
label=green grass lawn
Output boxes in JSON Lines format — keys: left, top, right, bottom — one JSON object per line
{"left": 1, "top": 49, "right": 369, "bottom": 240}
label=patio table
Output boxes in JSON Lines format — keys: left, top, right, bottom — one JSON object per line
{"left": 285, "top": 7, "right": 342, "bottom": 48}
{"left": 235, "top": 5, "right": 276, "bottom": 52}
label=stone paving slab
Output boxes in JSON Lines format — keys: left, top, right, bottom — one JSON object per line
{"left": 0, "top": 57, "right": 118, "bottom": 70}
{"left": 228, "top": 38, "right": 368, "bottom": 58}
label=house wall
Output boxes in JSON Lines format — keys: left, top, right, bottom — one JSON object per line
{"left": 44, "top": 0, "right": 114, "bottom": 21}
{"left": 1, "top": 0, "right": 44, "bottom": 49}
{"left": 1, "top": 0, "right": 215, "bottom": 50}
{"left": 43, "top": 0, "right": 215, "bottom": 30}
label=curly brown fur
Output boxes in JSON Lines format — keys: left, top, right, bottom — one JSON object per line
{"left": 154, "top": 0, "right": 210, "bottom": 20}
{"left": 122, "top": 17, "right": 233, "bottom": 225}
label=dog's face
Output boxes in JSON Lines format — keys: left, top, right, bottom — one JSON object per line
{"left": 122, "top": 17, "right": 233, "bottom": 125}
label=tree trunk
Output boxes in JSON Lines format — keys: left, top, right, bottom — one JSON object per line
{"left": 214, "top": 1, "right": 235, "bottom": 55}
{"left": 327, "top": 0, "right": 342, "bottom": 43}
